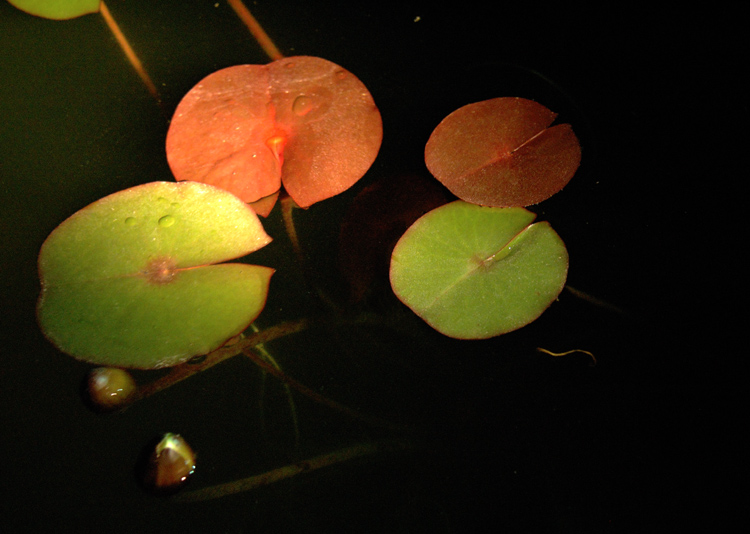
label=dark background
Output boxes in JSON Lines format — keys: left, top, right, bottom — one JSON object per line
{"left": 1, "top": 2, "right": 742, "bottom": 532}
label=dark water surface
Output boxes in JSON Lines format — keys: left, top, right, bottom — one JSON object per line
{"left": 1, "top": 2, "right": 742, "bottom": 531}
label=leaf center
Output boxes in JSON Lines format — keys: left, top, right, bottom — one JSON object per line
{"left": 143, "top": 256, "right": 178, "bottom": 284}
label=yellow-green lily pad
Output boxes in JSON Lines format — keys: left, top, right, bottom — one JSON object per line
{"left": 389, "top": 200, "right": 568, "bottom": 339}
{"left": 7, "top": 0, "right": 100, "bottom": 20}
{"left": 37, "top": 182, "right": 274, "bottom": 369}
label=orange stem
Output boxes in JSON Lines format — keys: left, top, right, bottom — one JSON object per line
{"left": 98, "top": 1, "right": 160, "bottom": 102}
{"left": 227, "top": 0, "right": 284, "bottom": 61}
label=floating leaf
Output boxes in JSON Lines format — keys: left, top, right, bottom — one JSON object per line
{"left": 37, "top": 182, "right": 274, "bottom": 369}
{"left": 166, "top": 56, "right": 383, "bottom": 215}
{"left": 7, "top": 0, "right": 99, "bottom": 19}
{"left": 389, "top": 200, "right": 568, "bottom": 339}
{"left": 424, "top": 97, "right": 581, "bottom": 207}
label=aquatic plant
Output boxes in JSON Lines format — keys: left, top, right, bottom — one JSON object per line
{"left": 21, "top": 0, "right": 590, "bottom": 502}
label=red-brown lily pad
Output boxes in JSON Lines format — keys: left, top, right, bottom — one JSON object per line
{"left": 166, "top": 56, "right": 383, "bottom": 216}
{"left": 424, "top": 97, "right": 581, "bottom": 207}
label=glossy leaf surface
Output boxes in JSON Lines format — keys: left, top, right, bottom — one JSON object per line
{"left": 166, "top": 56, "right": 383, "bottom": 215}
{"left": 37, "top": 182, "right": 273, "bottom": 369}
{"left": 7, "top": 0, "right": 99, "bottom": 19}
{"left": 390, "top": 200, "right": 568, "bottom": 339}
{"left": 425, "top": 97, "right": 581, "bottom": 207}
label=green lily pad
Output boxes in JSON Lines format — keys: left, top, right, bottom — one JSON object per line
{"left": 37, "top": 182, "right": 274, "bottom": 369}
{"left": 8, "top": 0, "right": 100, "bottom": 20}
{"left": 389, "top": 200, "right": 568, "bottom": 339}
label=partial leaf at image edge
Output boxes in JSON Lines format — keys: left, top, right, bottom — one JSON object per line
{"left": 7, "top": 0, "right": 100, "bottom": 20}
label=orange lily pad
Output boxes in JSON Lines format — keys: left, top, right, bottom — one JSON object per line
{"left": 166, "top": 56, "right": 383, "bottom": 215}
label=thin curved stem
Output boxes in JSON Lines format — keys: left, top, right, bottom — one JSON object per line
{"left": 249, "top": 323, "right": 301, "bottom": 448}
{"left": 536, "top": 347, "right": 597, "bottom": 366}
{"left": 241, "top": 347, "right": 411, "bottom": 434}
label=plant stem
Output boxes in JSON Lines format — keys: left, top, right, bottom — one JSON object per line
{"left": 249, "top": 323, "right": 301, "bottom": 448}
{"left": 131, "top": 318, "right": 310, "bottom": 403}
{"left": 173, "top": 438, "right": 416, "bottom": 502}
{"left": 227, "top": 0, "right": 284, "bottom": 61}
{"left": 98, "top": 2, "right": 160, "bottom": 105}
{"left": 241, "top": 347, "right": 410, "bottom": 434}
{"left": 565, "top": 285, "right": 626, "bottom": 315}
{"left": 536, "top": 347, "right": 597, "bottom": 366}
{"left": 281, "top": 193, "right": 305, "bottom": 266}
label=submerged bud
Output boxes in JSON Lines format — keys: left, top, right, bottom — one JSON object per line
{"left": 86, "top": 367, "right": 136, "bottom": 411}
{"left": 142, "top": 433, "right": 196, "bottom": 493}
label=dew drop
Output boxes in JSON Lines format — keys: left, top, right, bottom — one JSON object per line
{"left": 158, "top": 215, "right": 176, "bottom": 227}
{"left": 124, "top": 217, "right": 136, "bottom": 226}
{"left": 292, "top": 95, "right": 313, "bottom": 116}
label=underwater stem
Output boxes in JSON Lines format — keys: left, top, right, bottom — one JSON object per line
{"left": 132, "top": 318, "right": 310, "bottom": 403}
{"left": 174, "top": 438, "right": 415, "bottom": 502}
{"left": 565, "top": 285, "right": 625, "bottom": 315}
{"left": 242, "top": 347, "right": 410, "bottom": 433}
{"left": 249, "top": 323, "right": 301, "bottom": 448}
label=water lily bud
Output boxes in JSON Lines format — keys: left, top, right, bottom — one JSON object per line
{"left": 142, "top": 433, "right": 196, "bottom": 493}
{"left": 86, "top": 367, "right": 135, "bottom": 411}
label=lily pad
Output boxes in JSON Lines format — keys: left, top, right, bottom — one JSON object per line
{"left": 166, "top": 56, "right": 383, "bottom": 215}
{"left": 424, "top": 97, "right": 581, "bottom": 207}
{"left": 37, "top": 182, "right": 274, "bottom": 369}
{"left": 7, "top": 0, "right": 99, "bottom": 19}
{"left": 389, "top": 200, "right": 568, "bottom": 339}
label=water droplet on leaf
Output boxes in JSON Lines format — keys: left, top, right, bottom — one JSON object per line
{"left": 158, "top": 215, "right": 175, "bottom": 227}
{"left": 292, "top": 95, "right": 313, "bottom": 116}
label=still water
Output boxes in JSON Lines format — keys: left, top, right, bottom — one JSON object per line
{"left": 1, "top": 1, "right": 726, "bottom": 531}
